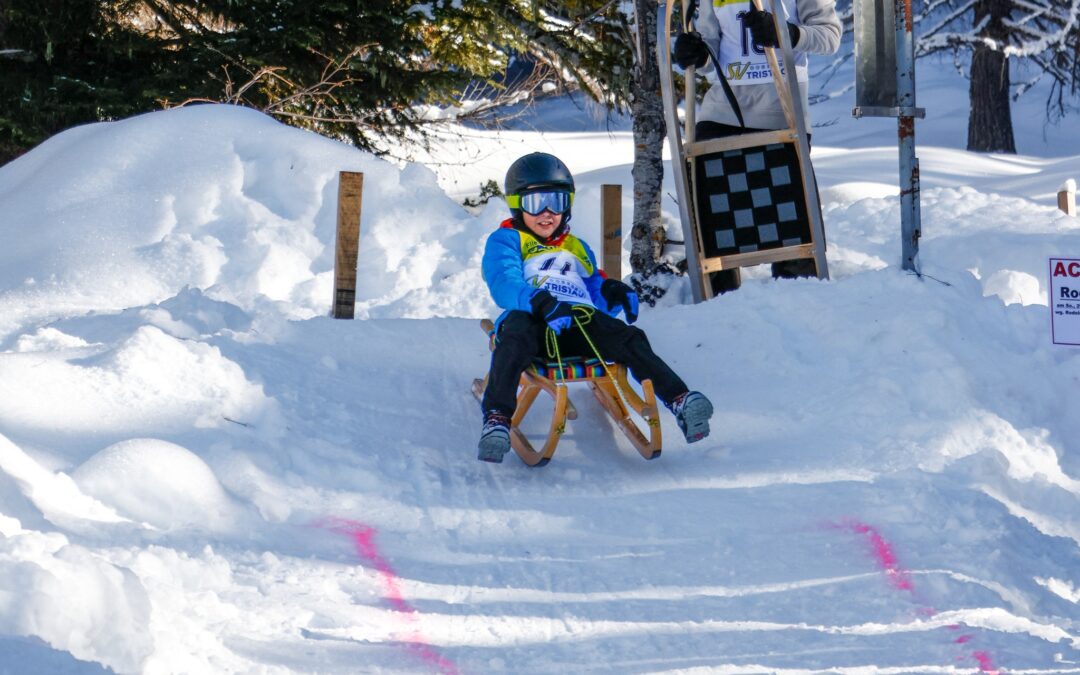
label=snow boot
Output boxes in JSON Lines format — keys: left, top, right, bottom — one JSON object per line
{"left": 669, "top": 391, "right": 713, "bottom": 443}
{"left": 477, "top": 410, "right": 512, "bottom": 463}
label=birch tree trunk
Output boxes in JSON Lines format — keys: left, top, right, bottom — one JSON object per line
{"left": 629, "top": 0, "right": 666, "bottom": 276}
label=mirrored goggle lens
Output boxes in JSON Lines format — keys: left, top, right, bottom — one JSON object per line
{"left": 519, "top": 191, "right": 571, "bottom": 215}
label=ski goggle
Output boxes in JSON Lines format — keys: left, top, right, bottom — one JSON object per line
{"left": 508, "top": 190, "right": 574, "bottom": 216}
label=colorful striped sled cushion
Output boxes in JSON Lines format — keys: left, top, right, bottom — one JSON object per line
{"left": 531, "top": 357, "right": 608, "bottom": 380}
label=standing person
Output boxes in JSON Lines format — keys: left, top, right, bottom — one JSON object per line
{"left": 477, "top": 152, "right": 714, "bottom": 463}
{"left": 674, "top": 0, "right": 841, "bottom": 293}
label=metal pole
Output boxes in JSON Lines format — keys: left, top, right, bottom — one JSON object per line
{"left": 895, "top": 0, "right": 920, "bottom": 273}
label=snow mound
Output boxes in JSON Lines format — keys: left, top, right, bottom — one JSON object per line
{"left": 72, "top": 438, "right": 238, "bottom": 531}
{"left": 981, "top": 268, "right": 1043, "bottom": 306}
{"left": 0, "top": 104, "right": 492, "bottom": 342}
{"left": 0, "top": 325, "right": 271, "bottom": 441}
{"left": 0, "top": 432, "right": 128, "bottom": 530}
{"left": 0, "top": 528, "right": 152, "bottom": 673}
{"left": 12, "top": 327, "right": 93, "bottom": 353}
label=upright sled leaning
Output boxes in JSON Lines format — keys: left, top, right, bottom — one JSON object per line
{"left": 658, "top": 0, "right": 830, "bottom": 303}
{"left": 471, "top": 319, "right": 662, "bottom": 467}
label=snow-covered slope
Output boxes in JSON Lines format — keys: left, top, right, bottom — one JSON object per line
{"left": 0, "top": 74, "right": 1078, "bottom": 673}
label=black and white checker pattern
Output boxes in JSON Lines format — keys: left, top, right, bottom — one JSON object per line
{"left": 693, "top": 143, "right": 811, "bottom": 258}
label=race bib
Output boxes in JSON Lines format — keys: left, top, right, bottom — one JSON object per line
{"left": 520, "top": 233, "right": 596, "bottom": 307}
{"left": 712, "top": 0, "right": 807, "bottom": 86}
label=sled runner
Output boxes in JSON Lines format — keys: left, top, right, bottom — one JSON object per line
{"left": 471, "top": 319, "right": 662, "bottom": 467}
{"left": 659, "top": 0, "right": 830, "bottom": 303}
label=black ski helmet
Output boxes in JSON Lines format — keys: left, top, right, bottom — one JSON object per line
{"left": 504, "top": 152, "right": 575, "bottom": 222}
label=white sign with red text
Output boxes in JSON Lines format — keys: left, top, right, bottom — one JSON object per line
{"left": 1050, "top": 257, "right": 1080, "bottom": 346}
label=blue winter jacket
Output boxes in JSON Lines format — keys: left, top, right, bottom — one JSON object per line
{"left": 482, "top": 218, "right": 617, "bottom": 329}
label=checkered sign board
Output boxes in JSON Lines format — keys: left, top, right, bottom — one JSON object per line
{"left": 693, "top": 143, "right": 812, "bottom": 258}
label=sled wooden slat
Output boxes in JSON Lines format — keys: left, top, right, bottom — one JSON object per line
{"left": 511, "top": 378, "right": 567, "bottom": 466}
{"left": 761, "top": 0, "right": 830, "bottom": 280}
{"left": 589, "top": 375, "right": 661, "bottom": 460}
{"left": 700, "top": 244, "right": 817, "bottom": 274}
{"left": 685, "top": 130, "right": 798, "bottom": 157}
{"left": 757, "top": 1, "right": 799, "bottom": 131}
{"left": 472, "top": 319, "right": 661, "bottom": 466}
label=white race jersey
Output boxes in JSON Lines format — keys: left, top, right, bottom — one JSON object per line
{"left": 711, "top": 0, "right": 807, "bottom": 86}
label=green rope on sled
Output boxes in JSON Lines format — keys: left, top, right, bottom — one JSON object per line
{"left": 544, "top": 306, "right": 632, "bottom": 412}
{"left": 544, "top": 305, "right": 596, "bottom": 377}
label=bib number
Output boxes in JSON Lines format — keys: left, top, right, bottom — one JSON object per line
{"left": 736, "top": 11, "right": 766, "bottom": 57}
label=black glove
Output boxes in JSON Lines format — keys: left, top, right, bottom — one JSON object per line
{"left": 673, "top": 31, "right": 709, "bottom": 69}
{"left": 530, "top": 290, "right": 574, "bottom": 334}
{"left": 600, "top": 279, "right": 639, "bottom": 324}
{"left": 745, "top": 8, "right": 800, "bottom": 49}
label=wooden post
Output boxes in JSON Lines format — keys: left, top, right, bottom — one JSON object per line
{"left": 1058, "top": 180, "right": 1076, "bottom": 217}
{"left": 333, "top": 171, "right": 364, "bottom": 319}
{"left": 601, "top": 184, "right": 622, "bottom": 280}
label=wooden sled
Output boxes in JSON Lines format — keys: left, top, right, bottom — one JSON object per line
{"left": 658, "top": 0, "right": 830, "bottom": 303}
{"left": 472, "top": 319, "right": 662, "bottom": 467}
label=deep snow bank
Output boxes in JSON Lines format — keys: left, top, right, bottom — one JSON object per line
{"left": 0, "top": 105, "right": 502, "bottom": 343}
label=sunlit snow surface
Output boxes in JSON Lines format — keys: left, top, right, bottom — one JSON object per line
{"left": 0, "top": 62, "right": 1078, "bottom": 673}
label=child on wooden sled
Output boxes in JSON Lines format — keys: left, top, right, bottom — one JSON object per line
{"left": 477, "top": 152, "right": 713, "bottom": 463}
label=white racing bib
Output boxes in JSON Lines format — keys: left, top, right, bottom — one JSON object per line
{"left": 519, "top": 231, "right": 597, "bottom": 308}
{"left": 524, "top": 250, "right": 595, "bottom": 306}
{"left": 712, "top": 0, "right": 807, "bottom": 85}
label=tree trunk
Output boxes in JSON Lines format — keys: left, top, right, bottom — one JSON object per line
{"left": 967, "top": 0, "right": 1015, "bottom": 153}
{"left": 629, "top": 0, "right": 666, "bottom": 276}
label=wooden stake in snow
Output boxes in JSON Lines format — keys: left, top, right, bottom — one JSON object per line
{"left": 333, "top": 171, "right": 364, "bottom": 319}
{"left": 1058, "top": 179, "right": 1076, "bottom": 217}
{"left": 601, "top": 184, "right": 622, "bottom": 280}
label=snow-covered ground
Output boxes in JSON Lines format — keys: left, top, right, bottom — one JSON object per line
{"left": 0, "top": 57, "right": 1077, "bottom": 674}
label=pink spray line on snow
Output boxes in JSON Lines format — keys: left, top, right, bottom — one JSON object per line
{"left": 317, "top": 517, "right": 460, "bottom": 675}
{"left": 830, "top": 518, "right": 1001, "bottom": 674}
{"left": 834, "top": 519, "right": 915, "bottom": 593}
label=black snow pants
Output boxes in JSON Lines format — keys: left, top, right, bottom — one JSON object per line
{"left": 481, "top": 309, "right": 688, "bottom": 417}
